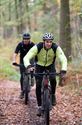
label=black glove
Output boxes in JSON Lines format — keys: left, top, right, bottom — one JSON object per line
{"left": 60, "top": 70, "right": 66, "bottom": 78}
{"left": 59, "top": 70, "right": 67, "bottom": 86}
{"left": 12, "top": 62, "right": 17, "bottom": 66}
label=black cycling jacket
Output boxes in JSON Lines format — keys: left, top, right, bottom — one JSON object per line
{"left": 15, "top": 41, "right": 34, "bottom": 63}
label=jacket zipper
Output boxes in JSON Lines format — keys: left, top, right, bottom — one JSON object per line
{"left": 44, "top": 50, "right": 48, "bottom": 66}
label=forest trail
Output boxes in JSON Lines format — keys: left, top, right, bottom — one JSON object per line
{"left": 0, "top": 79, "right": 82, "bottom": 125}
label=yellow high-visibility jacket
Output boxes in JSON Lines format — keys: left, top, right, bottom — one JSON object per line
{"left": 23, "top": 42, "right": 67, "bottom": 71}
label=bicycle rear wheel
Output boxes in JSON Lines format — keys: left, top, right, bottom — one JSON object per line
{"left": 44, "top": 89, "right": 50, "bottom": 125}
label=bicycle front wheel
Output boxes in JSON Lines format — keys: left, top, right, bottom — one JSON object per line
{"left": 44, "top": 89, "right": 50, "bottom": 125}
{"left": 25, "top": 83, "right": 29, "bottom": 105}
{"left": 23, "top": 75, "right": 30, "bottom": 105}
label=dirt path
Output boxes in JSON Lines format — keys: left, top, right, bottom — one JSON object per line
{"left": 0, "top": 80, "right": 82, "bottom": 125}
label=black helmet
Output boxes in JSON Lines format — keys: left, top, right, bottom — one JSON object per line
{"left": 43, "top": 33, "right": 54, "bottom": 41}
{"left": 23, "top": 33, "right": 31, "bottom": 39}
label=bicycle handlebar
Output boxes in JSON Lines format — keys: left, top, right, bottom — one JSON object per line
{"left": 12, "top": 63, "right": 36, "bottom": 69}
{"left": 12, "top": 63, "right": 60, "bottom": 76}
{"left": 22, "top": 72, "right": 60, "bottom": 77}
{"left": 12, "top": 62, "right": 24, "bottom": 67}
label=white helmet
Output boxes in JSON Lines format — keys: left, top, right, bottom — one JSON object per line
{"left": 43, "top": 33, "right": 54, "bottom": 41}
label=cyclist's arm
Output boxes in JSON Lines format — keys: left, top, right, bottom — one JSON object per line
{"left": 13, "top": 53, "right": 18, "bottom": 63}
{"left": 23, "top": 45, "right": 38, "bottom": 68}
{"left": 13, "top": 43, "right": 20, "bottom": 63}
{"left": 56, "top": 46, "right": 67, "bottom": 71}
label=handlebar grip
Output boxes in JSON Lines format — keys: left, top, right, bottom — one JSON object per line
{"left": 12, "top": 62, "right": 18, "bottom": 66}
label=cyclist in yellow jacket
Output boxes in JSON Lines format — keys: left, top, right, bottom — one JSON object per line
{"left": 23, "top": 33, "right": 67, "bottom": 116}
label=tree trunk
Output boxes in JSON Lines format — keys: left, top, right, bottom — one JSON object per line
{"left": 25, "top": 0, "right": 31, "bottom": 32}
{"left": 18, "top": 0, "right": 25, "bottom": 34}
{"left": 14, "top": 0, "right": 20, "bottom": 34}
{"left": 60, "top": 0, "right": 71, "bottom": 60}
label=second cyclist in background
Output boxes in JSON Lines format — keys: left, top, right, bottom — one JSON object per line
{"left": 13, "top": 33, "right": 35, "bottom": 99}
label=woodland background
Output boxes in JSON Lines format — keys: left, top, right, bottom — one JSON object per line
{"left": 0, "top": 1, "right": 82, "bottom": 125}
{"left": 0, "top": 0, "right": 82, "bottom": 80}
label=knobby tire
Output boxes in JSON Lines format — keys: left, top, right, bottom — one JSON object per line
{"left": 25, "top": 84, "right": 28, "bottom": 105}
{"left": 44, "top": 89, "right": 50, "bottom": 125}
{"left": 23, "top": 75, "right": 29, "bottom": 105}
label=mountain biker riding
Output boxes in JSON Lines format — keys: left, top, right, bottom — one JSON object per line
{"left": 12, "top": 33, "right": 35, "bottom": 99}
{"left": 23, "top": 32, "right": 67, "bottom": 115}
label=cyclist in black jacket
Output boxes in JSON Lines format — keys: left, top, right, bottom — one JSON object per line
{"left": 13, "top": 33, "right": 35, "bottom": 98}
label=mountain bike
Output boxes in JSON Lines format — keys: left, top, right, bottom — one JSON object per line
{"left": 12, "top": 63, "right": 34, "bottom": 105}
{"left": 40, "top": 71, "right": 60, "bottom": 125}
{"left": 32, "top": 70, "right": 60, "bottom": 125}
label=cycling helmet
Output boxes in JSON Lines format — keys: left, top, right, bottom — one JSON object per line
{"left": 23, "top": 33, "right": 31, "bottom": 39}
{"left": 43, "top": 33, "right": 54, "bottom": 41}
